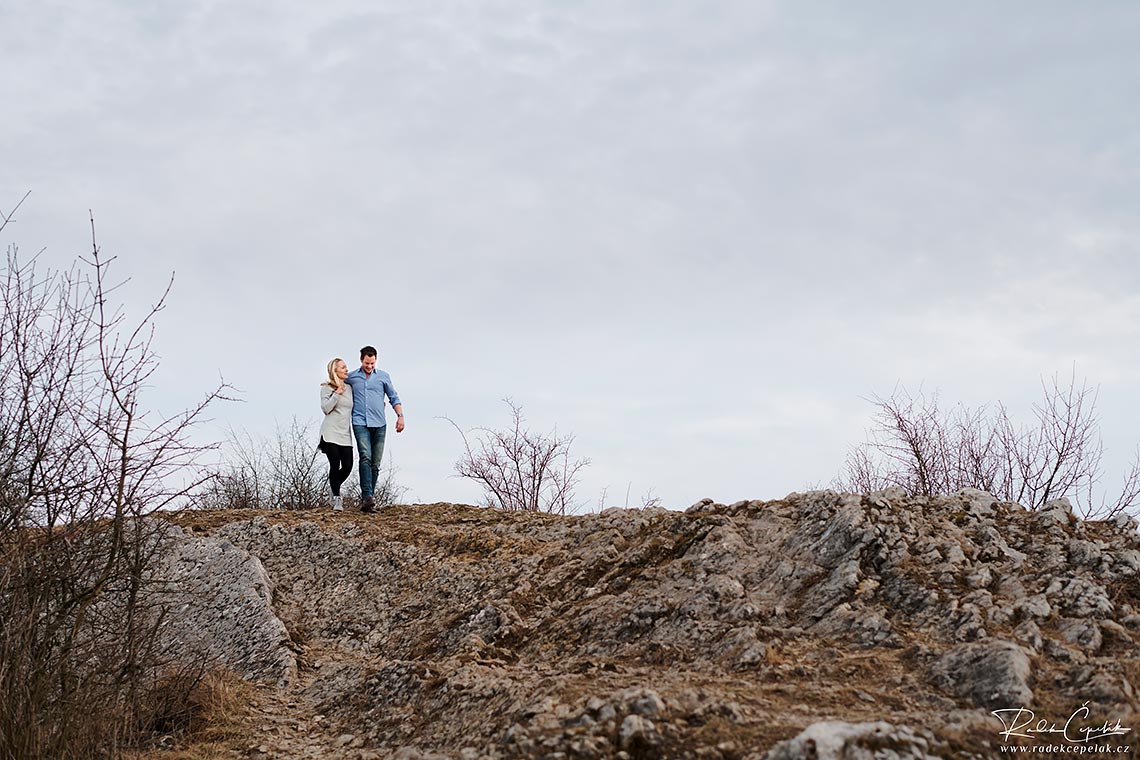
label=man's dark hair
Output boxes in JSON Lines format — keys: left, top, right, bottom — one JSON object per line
{"left": 360, "top": 346, "right": 377, "bottom": 359}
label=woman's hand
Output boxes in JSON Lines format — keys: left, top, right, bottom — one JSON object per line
{"left": 334, "top": 385, "right": 345, "bottom": 395}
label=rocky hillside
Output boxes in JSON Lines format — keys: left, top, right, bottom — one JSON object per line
{"left": 151, "top": 489, "right": 1140, "bottom": 759}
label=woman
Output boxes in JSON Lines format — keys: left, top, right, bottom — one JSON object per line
{"left": 319, "top": 358, "right": 354, "bottom": 511}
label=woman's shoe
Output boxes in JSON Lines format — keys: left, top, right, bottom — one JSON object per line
{"left": 333, "top": 496, "right": 344, "bottom": 511}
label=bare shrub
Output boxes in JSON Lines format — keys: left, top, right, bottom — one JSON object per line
{"left": 199, "top": 417, "right": 407, "bottom": 510}
{"left": 839, "top": 372, "right": 1140, "bottom": 518}
{"left": 444, "top": 398, "right": 589, "bottom": 515}
{"left": 0, "top": 208, "right": 230, "bottom": 757}
{"left": 198, "top": 427, "right": 269, "bottom": 511}
{"left": 596, "top": 484, "right": 662, "bottom": 511}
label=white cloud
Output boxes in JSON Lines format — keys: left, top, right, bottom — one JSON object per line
{"left": 3, "top": 1, "right": 1139, "bottom": 508}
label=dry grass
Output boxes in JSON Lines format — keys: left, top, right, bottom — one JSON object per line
{"left": 190, "top": 670, "right": 255, "bottom": 742}
{"left": 125, "top": 669, "right": 254, "bottom": 760}
{"left": 164, "top": 501, "right": 566, "bottom": 540}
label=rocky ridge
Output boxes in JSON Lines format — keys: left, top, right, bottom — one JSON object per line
{"left": 153, "top": 489, "right": 1140, "bottom": 758}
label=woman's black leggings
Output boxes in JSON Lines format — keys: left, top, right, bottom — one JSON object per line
{"left": 322, "top": 441, "right": 354, "bottom": 496}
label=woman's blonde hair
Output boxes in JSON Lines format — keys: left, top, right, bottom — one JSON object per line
{"left": 324, "top": 358, "right": 346, "bottom": 389}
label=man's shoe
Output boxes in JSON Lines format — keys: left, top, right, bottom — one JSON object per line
{"left": 361, "top": 496, "right": 376, "bottom": 514}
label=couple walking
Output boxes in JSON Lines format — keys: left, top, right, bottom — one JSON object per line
{"left": 319, "top": 346, "right": 404, "bottom": 513}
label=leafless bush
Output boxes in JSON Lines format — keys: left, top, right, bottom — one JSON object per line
{"left": 444, "top": 398, "right": 589, "bottom": 515}
{"left": 198, "top": 417, "right": 407, "bottom": 510}
{"left": 198, "top": 426, "right": 269, "bottom": 511}
{"left": 839, "top": 373, "right": 1140, "bottom": 518}
{"left": 0, "top": 206, "right": 230, "bottom": 757}
{"left": 597, "top": 484, "right": 662, "bottom": 511}
{"left": 201, "top": 418, "right": 325, "bottom": 510}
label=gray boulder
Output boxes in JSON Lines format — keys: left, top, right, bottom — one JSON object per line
{"left": 763, "top": 721, "right": 947, "bottom": 760}
{"left": 930, "top": 640, "right": 1033, "bottom": 710}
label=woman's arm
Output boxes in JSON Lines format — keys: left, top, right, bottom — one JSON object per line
{"left": 320, "top": 386, "right": 338, "bottom": 414}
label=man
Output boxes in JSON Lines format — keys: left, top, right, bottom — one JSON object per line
{"left": 345, "top": 345, "right": 405, "bottom": 513}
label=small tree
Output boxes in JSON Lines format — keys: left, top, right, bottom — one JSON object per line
{"left": 445, "top": 398, "right": 589, "bottom": 515}
{"left": 0, "top": 203, "right": 230, "bottom": 756}
{"left": 839, "top": 372, "right": 1140, "bottom": 518}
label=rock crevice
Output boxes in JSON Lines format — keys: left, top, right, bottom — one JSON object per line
{"left": 155, "top": 491, "right": 1140, "bottom": 758}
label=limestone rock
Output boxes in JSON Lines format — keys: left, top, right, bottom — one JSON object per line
{"left": 763, "top": 721, "right": 946, "bottom": 760}
{"left": 149, "top": 489, "right": 1140, "bottom": 758}
{"left": 930, "top": 640, "right": 1033, "bottom": 710}
{"left": 150, "top": 521, "right": 296, "bottom": 685}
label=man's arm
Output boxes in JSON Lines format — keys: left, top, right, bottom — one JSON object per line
{"left": 385, "top": 375, "right": 404, "bottom": 432}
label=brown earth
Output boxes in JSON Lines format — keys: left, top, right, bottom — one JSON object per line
{"left": 136, "top": 492, "right": 1140, "bottom": 759}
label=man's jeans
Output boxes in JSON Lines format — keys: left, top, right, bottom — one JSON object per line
{"left": 352, "top": 424, "right": 387, "bottom": 499}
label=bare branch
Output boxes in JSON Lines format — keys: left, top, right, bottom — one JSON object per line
{"left": 0, "top": 190, "right": 31, "bottom": 234}
{"left": 444, "top": 399, "right": 590, "bottom": 514}
{"left": 839, "top": 375, "right": 1138, "bottom": 518}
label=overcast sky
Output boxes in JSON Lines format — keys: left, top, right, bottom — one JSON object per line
{"left": 3, "top": 1, "right": 1139, "bottom": 511}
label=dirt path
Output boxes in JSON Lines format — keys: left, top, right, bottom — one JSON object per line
{"left": 236, "top": 645, "right": 387, "bottom": 760}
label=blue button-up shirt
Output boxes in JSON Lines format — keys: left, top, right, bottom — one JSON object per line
{"left": 345, "top": 367, "right": 401, "bottom": 428}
